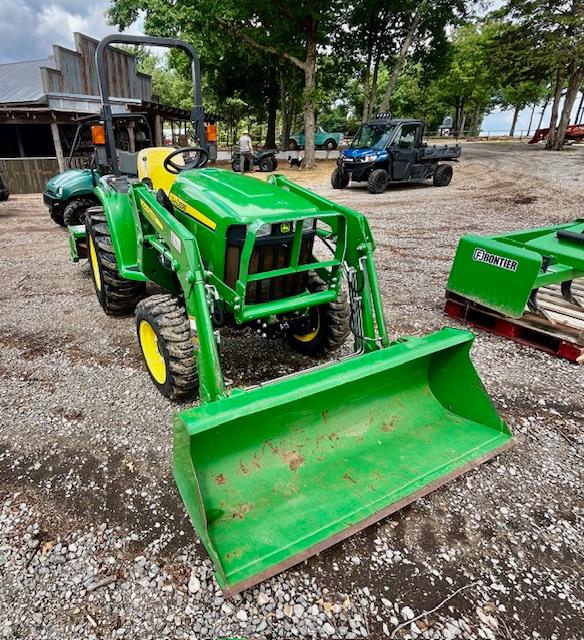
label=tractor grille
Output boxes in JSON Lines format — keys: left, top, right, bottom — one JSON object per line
{"left": 225, "top": 225, "right": 315, "bottom": 304}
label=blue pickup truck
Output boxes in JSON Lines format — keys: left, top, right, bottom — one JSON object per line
{"left": 332, "top": 114, "right": 461, "bottom": 194}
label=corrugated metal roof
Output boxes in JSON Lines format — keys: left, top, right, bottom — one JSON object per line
{"left": 0, "top": 58, "right": 56, "bottom": 105}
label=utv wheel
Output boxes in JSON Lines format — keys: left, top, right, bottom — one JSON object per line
{"left": 135, "top": 294, "right": 198, "bottom": 400}
{"left": 258, "top": 157, "right": 275, "bottom": 172}
{"left": 433, "top": 164, "right": 453, "bottom": 187}
{"left": 324, "top": 138, "right": 337, "bottom": 151}
{"left": 231, "top": 159, "right": 241, "bottom": 172}
{"left": 63, "top": 198, "right": 96, "bottom": 227}
{"left": 288, "top": 273, "right": 350, "bottom": 356}
{"left": 331, "top": 168, "right": 349, "bottom": 189}
{"left": 49, "top": 208, "right": 65, "bottom": 226}
{"left": 86, "top": 207, "right": 145, "bottom": 316}
{"left": 367, "top": 168, "right": 389, "bottom": 194}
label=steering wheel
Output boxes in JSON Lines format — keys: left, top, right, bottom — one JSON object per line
{"left": 163, "top": 146, "right": 209, "bottom": 174}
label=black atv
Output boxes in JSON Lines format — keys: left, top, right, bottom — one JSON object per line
{"left": 231, "top": 149, "right": 279, "bottom": 172}
{"left": 0, "top": 172, "right": 9, "bottom": 202}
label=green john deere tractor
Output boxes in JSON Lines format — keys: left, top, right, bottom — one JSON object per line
{"left": 71, "top": 34, "right": 513, "bottom": 595}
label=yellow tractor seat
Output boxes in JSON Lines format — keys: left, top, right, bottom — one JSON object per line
{"left": 137, "top": 147, "right": 184, "bottom": 193}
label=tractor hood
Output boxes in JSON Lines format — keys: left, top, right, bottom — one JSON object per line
{"left": 45, "top": 169, "right": 94, "bottom": 198}
{"left": 172, "top": 168, "right": 320, "bottom": 223}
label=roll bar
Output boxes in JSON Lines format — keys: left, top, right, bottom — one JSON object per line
{"left": 95, "top": 34, "right": 207, "bottom": 175}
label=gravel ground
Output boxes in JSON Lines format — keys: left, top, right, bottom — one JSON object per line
{"left": 0, "top": 142, "right": 583, "bottom": 639}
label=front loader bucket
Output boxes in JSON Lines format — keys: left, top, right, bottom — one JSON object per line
{"left": 174, "top": 328, "right": 512, "bottom": 594}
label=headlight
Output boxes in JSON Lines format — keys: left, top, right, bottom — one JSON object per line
{"left": 56, "top": 186, "right": 63, "bottom": 197}
{"left": 364, "top": 155, "right": 378, "bottom": 162}
{"left": 255, "top": 223, "right": 272, "bottom": 237}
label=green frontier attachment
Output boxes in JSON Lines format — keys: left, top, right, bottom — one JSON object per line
{"left": 447, "top": 220, "right": 584, "bottom": 318}
{"left": 174, "top": 328, "right": 512, "bottom": 595}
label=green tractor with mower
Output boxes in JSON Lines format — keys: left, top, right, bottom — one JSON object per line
{"left": 71, "top": 34, "right": 513, "bottom": 595}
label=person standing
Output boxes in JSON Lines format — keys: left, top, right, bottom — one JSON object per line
{"left": 238, "top": 129, "right": 254, "bottom": 173}
{"left": 205, "top": 117, "right": 218, "bottom": 165}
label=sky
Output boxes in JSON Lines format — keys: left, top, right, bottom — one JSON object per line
{"left": 0, "top": 0, "right": 143, "bottom": 63}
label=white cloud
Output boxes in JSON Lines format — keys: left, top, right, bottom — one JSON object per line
{"left": 0, "top": 0, "right": 143, "bottom": 63}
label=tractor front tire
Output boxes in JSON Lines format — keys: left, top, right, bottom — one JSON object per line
{"left": 331, "top": 168, "right": 349, "bottom": 189}
{"left": 433, "top": 164, "right": 453, "bottom": 187}
{"left": 86, "top": 207, "right": 145, "bottom": 316}
{"left": 135, "top": 294, "right": 198, "bottom": 400}
{"left": 63, "top": 198, "right": 95, "bottom": 227}
{"left": 288, "top": 273, "right": 350, "bottom": 356}
{"left": 367, "top": 169, "right": 389, "bottom": 194}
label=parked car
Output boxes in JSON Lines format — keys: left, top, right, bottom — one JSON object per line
{"left": 231, "top": 149, "right": 278, "bottom": 172}
{"left": 288, "top": 126, "right": 343, "bottom": 151}
{"left": 332, "top": 113, "right": 461, "bottom": 194}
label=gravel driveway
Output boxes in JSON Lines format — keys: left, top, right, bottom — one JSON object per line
{"left": 0, "top": 142, "right": 583, "bottom": 639}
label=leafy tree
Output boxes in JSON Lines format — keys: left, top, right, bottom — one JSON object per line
{"left": 499, "top": 0, "right": 584, "bottom": 149}
{"left": 425, "top": 24, "right": 499, "bottom": 135}
{"left": 109, "top": 0, "right": 346, "bottom": 166}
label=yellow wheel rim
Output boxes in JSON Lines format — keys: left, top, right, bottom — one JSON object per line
{"left": 89, "top": 235, "right": 102, "bottom": 292}
{"left": 294, "top": 310, "right": 321, "bottom": 342}
{"left": 139, "top": 320, "right": 167, "bottom": 384}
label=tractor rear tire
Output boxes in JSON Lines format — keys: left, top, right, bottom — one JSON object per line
{"left": 367, "top": 169, "right": 389, "bottom": 194}
{"left": 86, "top": 207, "right": 146, "bottom": 316}
{"left": 433, "top": 164, "right": 453, "bottom": 186}
{"left": 135, "top": 294, "right": 198, "bottom": 400}
{"left": 63, "top": 198, "right": 96, "bottom": 227}
{"left": 331, "top": 168, "right": 349, "bottom": 189}
{"left": 288, "top": 273, "right": 350, "bottom": 356}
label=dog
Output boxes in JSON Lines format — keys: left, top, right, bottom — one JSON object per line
{"left": 288, "top": 155, "right": 303, "bottom": 168}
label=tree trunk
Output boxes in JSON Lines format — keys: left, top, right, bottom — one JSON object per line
{"left": 265, "top": 91, "right": 277, "bottom": 148}
{"left": 369, "top": 55, "right": 381, "bottom": 117}
{"left": 302, "top": 26, "right": 318, "bottom": 168}
{"left": 379, "top": 3, "right": 425, "bottom": 112}
{"left": 526, "top": 103, "right": 536, "bottom": 136}
{"left": 546, "top": 67, "right": 565, "bottom": 150}
{"left": 280, "top": 69, "right": 290, "bottom": 151}
{"left": 552, "top": 63, "right": 584, "bottom": 150}
{"left": 361, "top": 42, "right": 373, "bottom": 122}
{"left": 509, "top": 106, "right": 520, "bottom": 137}
{"left": 453, "top": 99, "right": 463, "bottom": 137}
{"left": 459, "top": 112, "right": 467, "bottom": 138}
{"left": 535, "top": 95, "right": 550, "bottom": 132}
{"left": 575, "top": 90, "right": 584, "bottom": 123}
{"left": 470, "top": 106, "right": 482, "bottom": 136}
